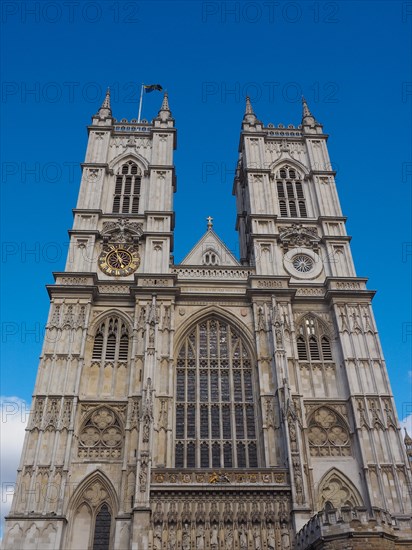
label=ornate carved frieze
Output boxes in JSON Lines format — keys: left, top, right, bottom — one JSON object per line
{"left": 140, "top": 277, "right": 170, "bottom": 287}
{"left": 100, "top": 218, "right": 143, "bottom": 244}
{"left": 278, "top": 224, "right": 320, "bottom": 252}
{"left": 172, "top": 267, "right": 253, "bottom": 280}
{"left": 99, "top": 284, "right": 130, "bottom": 294}
{"left": 151, "top": 469, "right": 287, "bottom": 485}
{"left": 295, "top": 287, "right": 324, "bottom": 297}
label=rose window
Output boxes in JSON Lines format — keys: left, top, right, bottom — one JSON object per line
{"left": 78, "top": 407, "right": 123, "bottom": 460}
{"left": 292, "top": 254, "right": 313, "bottom": 273}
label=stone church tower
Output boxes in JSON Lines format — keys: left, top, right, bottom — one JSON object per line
{"left": 3, "top": 92, "right": 412, "bottom": 549}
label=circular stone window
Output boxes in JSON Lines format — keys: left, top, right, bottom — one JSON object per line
{"left": 292, "top": 254, "right": 313, "bottom": 273}
{"left": 283, "top": 248, "right": 323, "bottom": 279}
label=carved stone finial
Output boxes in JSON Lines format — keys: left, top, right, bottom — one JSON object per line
{"left": 97, "top": 87, "right": 112, "bottom": 118}
{"left": 302, "top": 96, "right": 311, "bottom": 118}
{"left": 206, "top": 215, "right": 213, "bottom": 230}
{"left": 158, "top": 91, "right": 172, "bottom": 121}
{"left": 302, "top": 95, "right": 318, "bottom": 126}
{"left": 243, "top": 96, "right": 257, "bottom": 124}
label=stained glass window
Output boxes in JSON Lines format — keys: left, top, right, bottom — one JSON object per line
{"left": 92, "top": 504, "right": 111, "bottom": 550}
{"left": 175, "top": 318, "right": 258, "bottom": 468}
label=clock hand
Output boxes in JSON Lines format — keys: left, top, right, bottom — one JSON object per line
{"left": 115, "top": 251, "right": 125, "bottom": 268}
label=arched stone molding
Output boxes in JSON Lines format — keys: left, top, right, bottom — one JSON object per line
{"left": 316, "top": 468, "right": 363, "bottom": 511}
{"left": 294, "top": 312, "right": 334, "bottom": 340}
{"left": 173, "top": 312, "right": 262, "bottom": 470}
{"left": 87, "top": 309, "right": 134, "bottom": 339}
{"left": 64, "top": 469, "right": 119, "bottom": 550}
{"left": 108, "top": 151, "right": 149, "bottom": 175}
{"left": 173, "top": 305, "right": 256, "bottom": 362}
{"left": 269, "top": 157, "right": 310, "bottom": 177}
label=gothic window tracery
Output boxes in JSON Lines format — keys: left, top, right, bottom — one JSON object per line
{"left": 175, "top": 318, "right": 258, "bottom": 468}
{"left": 78, "top": 407, "right": 123, "bottom": 459}
{"left": 316, "top": 469, "right": 362, "bottom": 509}
{"left": 308, "top": 407, "right": 351, "bottom": 457}
{"left": 68, "top": 474, "right": 115, "bottom": 550}
{"left": 202, "top": 249, "right": 220, "bottom": 266}
{"left": 296, "top": 316, "right": 333, "bottom": 362}
{"left": 276, "top": 165, "right": 307, "bottom": 218}
{"left": 92, "top": 317, "right": 129, "bottom": 362}
{"left": 112, "top": 161, "right": 142, "bottom": 214}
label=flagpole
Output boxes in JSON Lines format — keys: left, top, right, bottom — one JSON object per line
{"left": 137, "top": 83, "right": 144, "bottom": 123}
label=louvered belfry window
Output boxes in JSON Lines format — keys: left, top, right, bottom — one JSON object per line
{"left": 112, "top": 161, "right": 142, "bottom": 214}
{"left": 276, "top": 165, "right": 307, "bottom": 218}
{"left": 92, "top": 317, "right": 129, "bottom": 362}
{"left": 296, "top": 316, "right": 333, "bottom": 362}
{"left": 175, "top": 319, "right": 258, "bottom": 468}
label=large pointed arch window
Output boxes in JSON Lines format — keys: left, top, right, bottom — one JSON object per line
{"left": 276, "top": 165, "right": 307, "bottom": 218}
{"left": 112, "top": 161, "right": 142, "bottom": 214}
{"left": 175, "top": 318, "right": 258, "bottom": 468}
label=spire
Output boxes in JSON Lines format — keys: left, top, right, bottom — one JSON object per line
{"left": 102, "top": 87, "right": 111, "bottom": 110}
{"left": 303, "top": 96, "right": 312, "bottom": 116}
{"left": 97, "top": 87, "right": 112, "bottom": 118}
{"left": 243, "top": 96, "right": 257, "bottom": 124}
{"left": 404, "top": 428, "right": 412, "bottom": 446}
{"left": 301, "top": 96, "right": 316, "bottom": 126}
{"left": 158, "top": 91, "right": 172, "bottom": 121}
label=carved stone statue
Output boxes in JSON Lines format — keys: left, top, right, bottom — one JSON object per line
{"left": 182, "top": 522, "right": 190, "bottom": 550}
{"left": 281, "top": 524, "right": 291, "bottom": 550}
{"left": 288, "top": 420, "right": 298, "bottom": 452}
{"left": 196, "top": 524, "right": 205, "bottom": 549}
{"left": 239, "top": 525, "right": 247, "bottom": 549}
{"left": 153, "top": 524, "right": 162, "bottom": 550}
{"left": 267, "top": 522, "right": 276, "bottom": 550}
{"left": 253, "top": 526, "right": 261, "bottom": 550}
{"left": 168, "top": 524, "right": 176, "bottom": 550}
{"left": 225, "top": 525, "right": 233, "bottom": 549}
{"left": 210, "top": 523, "right": 219, "bottom": 549}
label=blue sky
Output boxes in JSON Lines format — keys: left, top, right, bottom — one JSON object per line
{"left": 1, "top": 1, "right": 411, "bottom": 422}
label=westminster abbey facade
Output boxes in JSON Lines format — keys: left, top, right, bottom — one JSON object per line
{"left": 3, "top": 92, "right": 412, "bottom": 549}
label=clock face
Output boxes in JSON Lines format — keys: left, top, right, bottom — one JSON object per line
{"left": 98, "top": 244, "right": 140, "bottom": 276}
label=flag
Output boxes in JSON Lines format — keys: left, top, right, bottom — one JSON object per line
{"left": 144, "top": 84, "right": 163, "bottom": 93}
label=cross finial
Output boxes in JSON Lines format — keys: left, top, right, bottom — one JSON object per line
{"left": 206, "top": 216, "right": 213, "bottom": 230}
